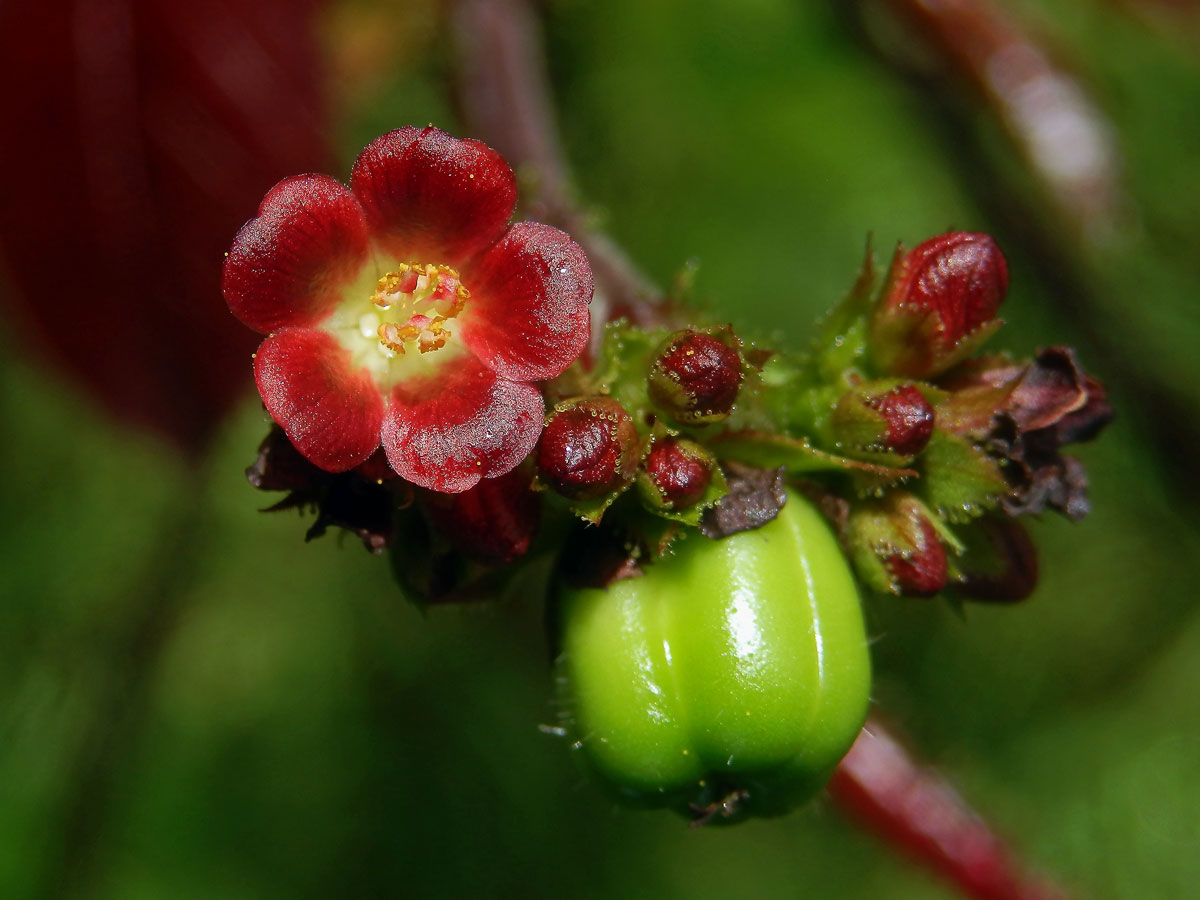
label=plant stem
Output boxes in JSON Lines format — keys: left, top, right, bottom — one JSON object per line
{"left": 828, "top": 719, "right": 1078, "bottom": 900}
{"left": 448, "top": 0, "right": 670, "bottom": 334}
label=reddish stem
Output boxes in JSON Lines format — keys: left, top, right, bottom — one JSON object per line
{"left": 828, "top": 719, "right": 1078, "bottom": 900}
{"left": 448, "top": 0, "right": 670, "bottom": 333}
{"left": 866, "top": 0, "right": 1123, "bottom": 247}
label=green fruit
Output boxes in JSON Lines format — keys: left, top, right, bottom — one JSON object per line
{"left": 554, "top": 491, "right": 870, "bottom": 822}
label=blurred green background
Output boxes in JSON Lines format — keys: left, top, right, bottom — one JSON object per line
{"left": 3, "top": 0, "right": 1200, "bottom": 897}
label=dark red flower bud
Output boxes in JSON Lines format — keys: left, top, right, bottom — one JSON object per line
{"left": 902, "top": 232, "right": 1008, "bottom": 343}
{"left": 638, "top": 438, "right": 715, "bottom": 511}
{"left": 869, "top": 384, "right": 936, "bottom": 455}
{"left": 422, "top": 467, "right": 540, "bottom": 563}
{"left": 832, "top": 382, "right": 935, "bottom": 459}
{"left": 884, "top": 517, "right": 948, "bottom": 597}
{"left": 870, "top": 232, "right": 1008, "bottom": 378}
{"left": 647, "top": 327, "right": 743, "bottom": 424}
{"left": 847, "top": 493, "right": 948, "bottom": 597}
{"left": 536, "top": 397, "right": 641, "bottom": 500}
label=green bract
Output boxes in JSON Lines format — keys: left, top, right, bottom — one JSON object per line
{"left": 555, "top": 491, "right": 871, "bottom": 822}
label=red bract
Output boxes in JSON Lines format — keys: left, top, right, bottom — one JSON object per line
{"left": 224, "top": 127, "right": 593, "bottom": 492}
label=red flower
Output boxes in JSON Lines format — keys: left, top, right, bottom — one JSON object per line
{"left": 223, "top": 127, "right": 593, "bottom": 492}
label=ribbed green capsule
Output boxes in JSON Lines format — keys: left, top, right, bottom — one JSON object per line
{"left": 555, "top": 492, "right": 870, "bottom": 822}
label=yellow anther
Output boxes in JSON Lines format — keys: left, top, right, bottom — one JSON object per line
{"left": 377, "top": 322, "right": 407, "bottom": 354}
{"left": 368, "top": 262, "right": 468, "bottom": 356}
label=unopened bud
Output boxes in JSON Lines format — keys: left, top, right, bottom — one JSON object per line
{"left": 885, "top": 516, "right": 947, "bottom": 597}
{"left": 536, "top": 397, "right": 641, "bottom": 500}
{"left": 638, "top": 438, "right": 716, "bottom": 511}
{"left": 647, "top": 327, "right": 743, "bottom": 424}
{"left": 832, "top": 382, "right": 935, "bottom": 459}
{"left": 848, "top": 493, "right": 948, "bottom": 597}
{"left": 422, "top": 467, "right": 540, "bottom": 564}
{"left": 870, "top": 232, "right": 1008, "bottom": 378}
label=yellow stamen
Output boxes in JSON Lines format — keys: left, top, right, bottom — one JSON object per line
{"left": 367, "top": 262, "right": 467, "bottom": 357}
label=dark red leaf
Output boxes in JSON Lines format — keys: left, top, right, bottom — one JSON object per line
{"left": 0, "top": 0, "right": 332, "bottom": 453}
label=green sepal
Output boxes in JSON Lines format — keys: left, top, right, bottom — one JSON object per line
{"left": 914, "top": 430, "right": 1007, "bottom": 523}
{"left": 638, "top": 514, "right": 685, "bottom": 560}
{"left": 870, "top": 306, "right": 1004, "bottom": 381}
{"left": 811, "top": 239, "right": 878, "bottom": 385}
{"left": 709, "top": 429, "right": 917, "bottom": 486}
{"left": 565, "top": 489, "right": 628, "bottom": 526}
{"left": 743, "top": 361, "right": 835, "bottom": 437}
{"left": 592, "top": 320, "right": 668, "bottom": 419}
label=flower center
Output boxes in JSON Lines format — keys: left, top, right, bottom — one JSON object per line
{"left": 327, "top": 259, "right": 474, "bottom": 388}
{"left": 367, "top": 263, "right": 470, "bottom": 355}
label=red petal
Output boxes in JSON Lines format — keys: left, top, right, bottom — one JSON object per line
{"left": 255, "top": 328, "right": 383, "bottom": 472}
{"left": 224, "top": 175, "right": 369, "bottom": 334}
{"left": 459, "top": 222, "right": 592, "bottom": 381}
{"left": 349, "top": 127, "right": 517, "bottom": 263}
{"left": 382, "top": 360, "right": 544, "bottom": 493}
